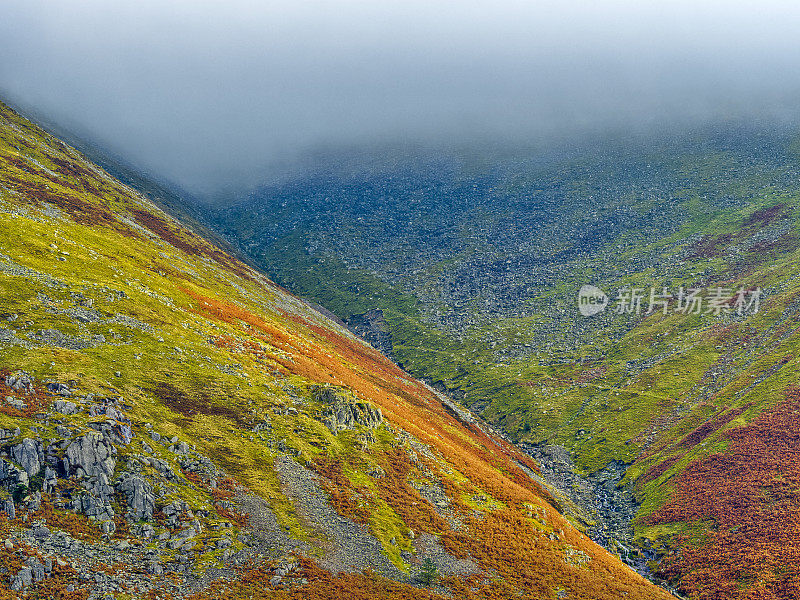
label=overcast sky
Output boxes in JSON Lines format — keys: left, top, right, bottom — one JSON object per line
{"left": 3, "top": 0, "right": 800, "bottom": 195}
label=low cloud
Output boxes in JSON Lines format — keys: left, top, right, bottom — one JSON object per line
{"left": 2, "top": 0, "right": 800, "bottom": 194}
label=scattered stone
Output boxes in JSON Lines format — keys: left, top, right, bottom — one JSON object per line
{"left": 52, "top": 399, "right": 78, "bottom": 414}
{"left": 5, "top": 371, "right": 34, "bottom": 394}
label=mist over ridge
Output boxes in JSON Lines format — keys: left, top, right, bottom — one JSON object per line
{"left": 3, "top": 0, "right": 800, "bottom": 195}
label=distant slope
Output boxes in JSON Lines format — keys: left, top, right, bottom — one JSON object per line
{"left": 208, "top": 129, "right": 800, "bottom": 599}
{"left": 0, "top": 101, "right": 670, "bottom": 599}
{"left": 3, "top": 99, "right": 243, "bottom": 266}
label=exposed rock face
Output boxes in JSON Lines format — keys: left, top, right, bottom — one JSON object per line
{"left": 63, "top": 431, "right": 118, "bottom": 522}
{"left": 116, "top": 473, "right": 155, "bottom": 522}
{"left": 76, "top": 489, "right": 115, "bottom": 523}
{"left": 4, "top": 370, "right": 35, "bottom": 394}
{"left": 11, "top": 438, "right": 42, "bottom": 478}
{"left": 65, "top": 432, "right": 116, "bottom": 480}
{"left": 0, "top": 458, "right": 27, "bottom": 488}
{"left": 4, "top": 497, "right": 15, "bottom": 519}
{"left": 346, "top": 309, "right": 393, "bottom": 356}
{"left": 312, "top": 385, "right": 383, "bottom": 433}
{"left": 87, "top": 398, "right": 133, "bottom": 445}
{"left": 42, "top": 466, "right": 57, "bottom": 494}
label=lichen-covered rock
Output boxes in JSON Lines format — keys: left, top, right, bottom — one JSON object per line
{"left": 5, "top": 371, "right": 34, "bottom": 395}
{"left": 11, "top": 438, "right": 42, "bottom": 478}
{"left": 116, "top": 473, "right": 155, "bottom": 522}
{"left": 65, "top": 432, "right": 116, "bottom": 479}
{"left": 312, "top": 385, "right": 383, "bottom": 434}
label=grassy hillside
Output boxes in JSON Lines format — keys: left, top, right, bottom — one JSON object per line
{"left": 210, "top": 129, "right": 800, "bottom": 598}
{"left": 0, "top": 101, "right": 672, "bottom": 599}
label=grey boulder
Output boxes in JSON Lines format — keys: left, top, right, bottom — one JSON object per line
{"left": 116, "top": 473, "right": 155, "bottom": 522}
{"left": 11, "top": 438, "right": 42, "bottom": 478}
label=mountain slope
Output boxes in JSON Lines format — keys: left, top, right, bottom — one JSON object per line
{"left": 209, "top": 130, "right": 800, "bottom": 598}
{"left": 0, "top": 102, "right": 671, "bottom": 599}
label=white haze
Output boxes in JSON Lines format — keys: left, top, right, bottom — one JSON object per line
{"left": 2, "top": 0, "right": 800, "bottom": 194}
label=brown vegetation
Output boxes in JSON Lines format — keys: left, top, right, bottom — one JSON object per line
{"left": 648, "top": 386, "right": 800, "bottom": 599}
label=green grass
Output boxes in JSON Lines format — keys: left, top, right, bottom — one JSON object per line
{"left": 208, "top": 125, "right": 800, "bottom": 569}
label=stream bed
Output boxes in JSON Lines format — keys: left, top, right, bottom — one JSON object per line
{"left": 518, "top": 443, "right": 661, "bottom": 577}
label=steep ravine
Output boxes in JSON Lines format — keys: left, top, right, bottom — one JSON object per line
{"left": 519, "top": 444, "right": 652, "bottom": 571}
{"left": 518, "top": 444, "right": 688, "bottom": 599}
{"left": 346, "top": 320, "right": 661, "bottom": 569}
{"left": 421, "top": 384, "right": 684, "bottom": 598}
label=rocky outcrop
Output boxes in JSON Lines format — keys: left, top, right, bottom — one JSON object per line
{"left": 52, "top": 399, "right": 78, "bottom": 414}
{"left": 4, "top": 497, "right": 15, "bottom": 519}
{"left": 75, "top": 493, "right": 115, "bottom": 524}
{"left": 0, "top": 458, "right": 27, "bottom": 489}
{"left": 116, "top": 473, "right": 155, "bottom": 522}
{"left": 11, "top": 438, "right": 42, "bottom": 478}
{"left": 4, "top": 370, "right": 34, "bottom": 394}
{"left": 64, "top": 432, "right": 116, "bottom": 480}
{"left": 312, "top": 385, "right": 383, "bottom": 434}
{"left": 46, "top": 381, "right": 72, "bottom": 396}
{"left": 10, "top": 556, "right": 49, "bottom": 591}
{"left": 64, "top": 432, "right": 117, "bottom": 522}
{"left": 87, "top": 397, "right": 133, "bottom": 445}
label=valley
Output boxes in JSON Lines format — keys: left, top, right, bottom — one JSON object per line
{"left": 4, "top": 2, "right": 800, "bottom": 598}
{"left": 207, "top": 127, "right": 800, "bottom": 598}
{"left": 4, "top": 82, "right": 800, "bottom": 600}
{"left": 0, "top": 100, "right": 675, "bottom": 599}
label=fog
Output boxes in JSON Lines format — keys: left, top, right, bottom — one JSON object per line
{"left": 2, "top": 0, "right": 800, "bottom": 195}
